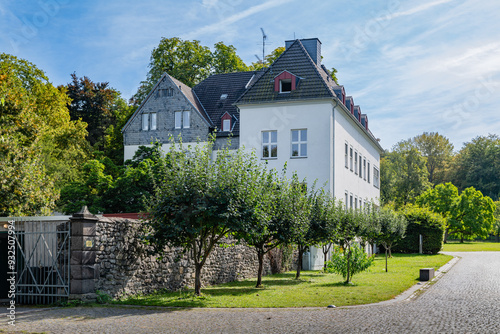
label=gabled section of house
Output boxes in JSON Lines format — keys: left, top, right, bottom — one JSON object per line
{"left": 121, "top": 73, "right": 212, "bottom": 160}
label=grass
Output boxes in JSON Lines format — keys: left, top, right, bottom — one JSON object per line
{"left": 113, "top": 253, "right": 452, "bottom": 308}
{"left": 442, "top": 241, "right": 500, "bottom": 252}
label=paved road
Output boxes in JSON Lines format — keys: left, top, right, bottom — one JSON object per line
{"left": 2, "top": 252, "right": 499, "bottom": 333}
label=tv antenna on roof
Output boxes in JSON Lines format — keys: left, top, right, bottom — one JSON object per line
{"left": 260, "top": 28, "right": 267, "bottom": 62}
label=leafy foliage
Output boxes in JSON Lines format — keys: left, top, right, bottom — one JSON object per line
{"left": 133, "top": 38, "right": 249, "bottom": 105}
{"left": 324, "top": 244, "right": 374, "bottom": 284}
{"left": 0, "top": 53, "right": 88, "bottom": 215}
{"left": 381, "top": 141, "right": 431, "bottom": 207}
{"left": 448, "top": 135, "right": 500, "bottom": 201}
{"left": 448, "top": 187, "right": 495, "bottom": 242}
{"left": 144, "top": 137, "right": 270, "bottom": 295}
{"left": 412, "top": 132, "right": 454, "bottom": 184}
{"left": 373, "top": 207, "right": 407, "bottom": 272}
{"left": 393, "top": 205, "right": 445, "bottom": 254}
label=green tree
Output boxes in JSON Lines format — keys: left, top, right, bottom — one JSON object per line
{"left": 412, "top": 132, "right": 454, "bottom": 184}
{"left": 249, "top": 46, "right": 286, "bottom": 70}
{"left": 449, "top": 187, "right": 495, "bottom": 242}
{"left": 212, "top": 42, "right": 249, "bottom": 74}
{"left": 448, "top": 135, "right": 500, "bottom": 200}
{"left": 58, "top": 159, "right": 113, "bottom": 214}
{"left": 1, "top": 53, "right": 88, "bottom": 215}
{"left": 65, "top": 73, "right": 119, "bottom": 149}
{"left": 416, "top": 182, "right": 459, "bottom": 242}
{"left": 325, "top": 244, "right": 374, "bottom": 284}
{"left": 374, "top": 208, "right": 407, "bottom": 272}
{"left": 144, "top": 138, "right": 267, "bottom": 295}
{"left": 492, "top": 201, "right": 500, "bottom": 242}
{"left": 334, "top": 205, "right": 366, "bottom": 284}
{"left": 132, "top": 37, "right": 213, "bottom": 105}
{"left": 308, "top": 190, "right": 340, "bottom": 270}
{"left": 381, "top": 141, "right": 431, "bottom": 207}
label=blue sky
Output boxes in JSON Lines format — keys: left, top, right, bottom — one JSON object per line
{"left": 1, "top": 0, "right": 499, "bottom": 151}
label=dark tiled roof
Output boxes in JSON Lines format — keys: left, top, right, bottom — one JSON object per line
{"left": 193, "top": 71, "right": 263, "bottom": 135}
{"left": 235, "top": 40, "right": 336, "bottom": 104}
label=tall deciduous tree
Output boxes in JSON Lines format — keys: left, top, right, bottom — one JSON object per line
{"left": 66, "top": 73, "right": 119, "bottom": 149}
{"left": 448, "top": 135, "right": 500, "bottom": 200}
{"left": 449, "top": 187, "right": 495, "bottom": 242}
{"left": 381, "top": 141, "right": 431, "bottom": 207}
{"left": 412, "top": 132, "right": 454, "bottom": 184}
{"left": 133, "top": 38, "right": 213, "bottom": 105}
{"left": 417, "top": 182, "right": 459, "bottom": 242}
{"left": 212, "top": 42, "right": 249, "bottom": 74}
{"left": 1, "top": 53, "right": 88, "bottom": 215}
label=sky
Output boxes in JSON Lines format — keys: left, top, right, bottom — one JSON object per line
{"left": 1, "top": 0, "right": 499, "bottom": 151}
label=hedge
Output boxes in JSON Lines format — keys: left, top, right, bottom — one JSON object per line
{"left": 392, "top": 205, "right": 445, "bottom": 254}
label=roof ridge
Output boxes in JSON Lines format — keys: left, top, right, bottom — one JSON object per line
{"left": 294, "top": 39, "right": 335, "bottom": 98}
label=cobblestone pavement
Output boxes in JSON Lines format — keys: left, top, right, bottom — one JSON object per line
{"left": 2, "top": 252, "right": 499, "bottom": 334}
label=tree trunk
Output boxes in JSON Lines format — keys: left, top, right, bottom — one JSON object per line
{"left": 296, "top": 245, "right": 304, "bottom": 279}
{"left": 194, "top": 263, "right": 202, "bottom": 296}
{"left": 345, "top": 244, "right": 351, "bottom": 284}
{"left": 385, "top": 246, "right": 388, "bottom": 273}
{"left": 460, "top": 234, "right": 464, "bottom": 243}
{"left": 444, "top": 228, "right": 449, "bottom": 244}
{"left": 323, "top": 243, "right": 332, "bottom": 270}
{"left": 256, "top": 250, "right": 264, "bottom": 288}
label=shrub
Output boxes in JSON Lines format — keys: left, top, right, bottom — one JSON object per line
{"left": 324, "top": 244, "right": 374, "bottom": 283}
{"left": 393, "top": 204, "right": 445, "bottom": 254}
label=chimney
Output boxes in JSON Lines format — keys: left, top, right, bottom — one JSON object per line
{"left": 285, "top": 38, "right": 322, "bottom": 65}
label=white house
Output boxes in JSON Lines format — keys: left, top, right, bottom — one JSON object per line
{"left": 122, "top": 38, "right": 383, "bottom": 270}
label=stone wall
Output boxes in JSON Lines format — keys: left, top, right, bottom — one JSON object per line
{"left": 94, "top": 217, "right": 272, "bottom": 299}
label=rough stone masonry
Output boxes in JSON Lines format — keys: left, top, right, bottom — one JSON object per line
{"left": 94, "top": 217, "right": 272, "bottom": 299}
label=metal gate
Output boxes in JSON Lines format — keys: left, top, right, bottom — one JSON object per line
{"left": 14, "top": 219, "right": 70, "bottom": 304}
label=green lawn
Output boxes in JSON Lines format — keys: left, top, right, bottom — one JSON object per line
{"left": 442, "top": 241, "right": 500, "bottom": 252}
{"left": 113, "top": 253, "right": 452, "bottom": 308}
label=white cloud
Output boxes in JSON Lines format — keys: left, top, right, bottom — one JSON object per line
{"left": 182, "top": 0, "right": 294, "bottom": 40}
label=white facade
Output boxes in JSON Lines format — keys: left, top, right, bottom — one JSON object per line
{"left": 239, "top": 99, "right": 381, "bottom": 207}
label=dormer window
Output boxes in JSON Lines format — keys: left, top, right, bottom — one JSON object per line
{"left": 221, "top": 112, "right": 232, "bottom": 132}
{"left": 274, "top": 70, "right": 297, "bottom": 93}
{"left": 280, "top": 79, "right": 292, "bottom": 93}
{"left": 223, "top": 119, "right": 231, "bottom": 132}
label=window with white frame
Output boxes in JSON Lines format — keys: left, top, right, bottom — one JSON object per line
{"left": 359, "top": 154, "right": 363, "bottom": 177}
{"left": 345, "top": 143, "right": 348, "bottom": 168}
{"left": 345, "top": 191, "right": 348, "bottom": 209}
{"left": 354, "top": 151, "right": 358, "bottom": 175}
{"left": 367, "top": 161, "right": 371, "bottom": 183}
{"left": 349, "top": 194, "right": 353, "bottom": 209}
{"left": 349, "top": 147, "right": 353, "bottom": 171}
{"left": 174, "top": 111, "right": 182, "bottom": 129}
{"left": 175, "top": 111, "right": 190, "bottom": 129}
{"left": 363, "top": 158, "right": 366, "bottom": 180}
{"left": 291, "top": 129, "right": 307, "bottom": 157}
{"left": 373, "top": 166, "right": 380, "bottom": 188}
{"left": 355, "top": 196, "right": 358, "bottom": 209}
{"left": 183, "top": 110, "right": 190, "bottom": 129}
{"left": 223, "top": 119, "right": 231, "bottom": 132}
{"left": 150, "top": 113, "right": 157, "bottom": 130}
{"left": 142, "top": 113, "right": 149, "bottom": 131}
{"left": 359, "top": 198, "right": 362, "bottom": 209}
{"left": 262, "top": 131, "right": 278, "bottom": 159}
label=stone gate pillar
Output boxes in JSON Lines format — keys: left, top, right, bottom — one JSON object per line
{"left": 69, "top": 206, "right": 98, "bottom": 301}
